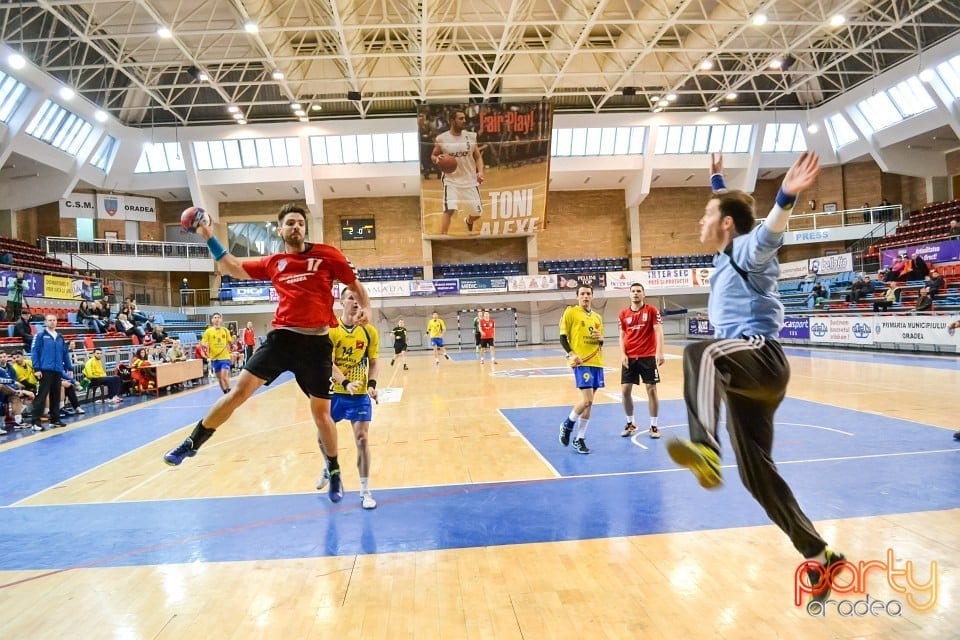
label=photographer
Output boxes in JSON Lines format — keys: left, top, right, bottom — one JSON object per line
{"left": 6, "top": 270, "right": 26, "bottom": 319}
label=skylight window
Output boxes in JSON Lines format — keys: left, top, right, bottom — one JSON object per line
{"left": 24, "top": 100, "right": 95, "bottom": 156}
{"left": 825, "top": 113, "right": 858, "bottom": 149}
{"left": 549, "top": 127, "right": 645, "bottom": 156}
{"left": 761, "top": 123, "right": 807, "bottom": 152}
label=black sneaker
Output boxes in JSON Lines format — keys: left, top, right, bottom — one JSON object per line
{"left": 465, "top": 216, "right": 474, "bottom": 232}
{"left": 805, "top": 549, "right": 848, "bottom": 604}
{"left": 572, "top": 438, "right": 590, "bottom": 454}
{"left": 50, "top": 422, "right": 67, "bottom": 429}
{"left": 403, "top": 364, "right": 409, "bottom": 370}
{"left": 954, "top": 430, "right": 960, "bottom": 441}
{"left": 390, "top": 358, "right": 395, "bottom": 366}
{"left": 328, "top": 467, "right": 344, "bottom": 503}
{"left": 620, "top": 423, "right": 637, "bottom": 437}
{"left": 559, "top": 419, "right": 574, "bottom": 446}
{"left": 164, "top": 438, "right": 197, "bottom": 466}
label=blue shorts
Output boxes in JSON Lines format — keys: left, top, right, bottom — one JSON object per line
{"left": 211, "top": 359, "right": 232, "bottom": 373}
{"left": 572, "top": 365, "right": 605, "bottom": 390}
{"left": 331, "top": 393, "right": 373, "bottom": 423}
{"left": 430, "top": 337, "right": 444, "bottom": 348}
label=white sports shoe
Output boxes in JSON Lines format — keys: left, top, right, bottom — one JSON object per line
{"left": 360, "top": 491, "right": 377, "bottom": 510}
{"left": 316, "top": 467, "right": 330, "bottom": 490}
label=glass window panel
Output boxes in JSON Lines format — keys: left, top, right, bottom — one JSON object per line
{"left": 51, "top": 113, "right": 78, "bottom": 147}
{"left": 569, "top": 128, "right": 587, "bottom": 155}
{"left": 268, "top": 138, "right": 287, "bottom": 165}
{"left": 678, "top": 126, "right": 695, "bottom": 153}
{"left": 627, "top": 127, "right": 645, "bottom": 154}
{"left": 65, "top": 121, "right": 92, "bottom": 155}
{"left": 239, "top": 139, "right": 258, "bottom": 166}
{"left": 252, "top": 138, "right": 272, "bottom": 167}
{"left": 857, "top": 93, "right": 900, "bottom": 131}
{"left": 553, "top": 128, "right": 572, "bottom": 156}
{"left": 356, "top": 134, "right": 374, "bottom": 162}
{"left": 24, "top": 100, "right": 51, "bottom": 135}
{"left": 402, "top": 132, "right": 418, "bottom": 161}
{"left": 583, "top": 128, "right": 602, "bottom": 155}
{"left": 386, "top": 133, "right": 404, "bottom": 161}
{"left": 40, "top": 108, "right": 68, "bottom": 142}
{"left": 936, "top": 57, "right": 960, "bottom": 98}
{"left": 147, "top": 142, "right": 169, "bottom": 171}
{"left": 735, "top": 124, "right": 752, "bottom": 152}
{"left": 325, "top": 137, "right": 343, "bottom": 164}
{"left": 208, "top": 140, "right": 227, "bottom": 169}
{"left": 340, "top": 134, "right": 359, "bottom": 163}
{"left": 134, "top": 151, "right": 150, "bottom": 173}
{"left": 0, "top": 77, "right": 26, "bottom": 122}
{"left": 310, "top": 136, "right": 328, "bottom": 164}
{"left": 193, "top": 141, "right": 212, "bottom": 170}
{"left": 826, "top": 113, "right": 858, "bottom": 148}
{"left": 597, "top": 127, "right": 616, "bottom": 155}
{"left": 692, "top": 125, "right": 710, "bottom": 152}
{"left": 664, "top": 126, "right": 682, "bottom": 153}
{"left": 888, "top": 77, "right": 935, "bottom": 116}
{"left": 612, "top": 127, "right": 630, "bottom": 155}
{"left": 165, "top": 143, "right": 185, "bottom": 170}
{"left": 220, "top": 140, "right": 240, "bottom": 168}
{"left": 653, "top": 127, "right": 667, "bottom": 154}
{"left": 371, "top": 133, "right": 389, "bottom": 162}
{"left": 761, "top": 124, "right": 777, "bottom": 152}
{"left": 286, "top": 138, "right": 302, "bottom": 165}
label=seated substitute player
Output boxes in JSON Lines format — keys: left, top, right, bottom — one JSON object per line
{"left": 558, "top": 284, "right": 604, "bottom": 454}
{"left": 316, "top": 288, "right": 380, "bottom": 509}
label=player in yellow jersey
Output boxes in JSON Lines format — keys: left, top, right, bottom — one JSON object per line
{"left": 558, "top": 284, "right": 605, "bottom": 454}
{"left": 202, "top": 312, "right": 233, "bottom": 393}
{"left": 318, "top": 288, "right": 380, "bottom": 509}
{"left": 426, "top": 311, "right": 451, "bottom": 366}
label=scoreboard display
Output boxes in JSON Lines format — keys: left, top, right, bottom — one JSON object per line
{"left": 340, "top": 218, "right": 376, "bottom": 241}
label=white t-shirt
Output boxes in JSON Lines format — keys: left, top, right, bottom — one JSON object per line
{"left": 435, "top": 130, "right": 479, "bottom": 187}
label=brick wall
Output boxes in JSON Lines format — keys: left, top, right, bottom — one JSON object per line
{"left": 537, "top": 190, "right": 628, "bottom": 260}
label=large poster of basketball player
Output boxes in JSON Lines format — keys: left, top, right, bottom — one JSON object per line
{"left": 418, "top": 102, "right": 552, "bottom": 239}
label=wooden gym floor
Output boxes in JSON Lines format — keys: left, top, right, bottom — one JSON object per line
{"left": 0, "top": 342, "right": 957, "bottom": 639}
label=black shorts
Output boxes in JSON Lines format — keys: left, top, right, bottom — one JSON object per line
{"left": 480, "top": 337, "right": 494, "bottom": 348}
{"left": 244, "top": 329, "right": 333, "bottom": 399}
{"left": 394, "top": 341, "right": 407, "bottom": 355}
{"left": 621, "top": 356, "right": 660, "bottom": 385}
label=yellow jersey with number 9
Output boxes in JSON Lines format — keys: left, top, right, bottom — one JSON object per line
{"left": 559, "top": 305, "right": 604, "bottom": 367}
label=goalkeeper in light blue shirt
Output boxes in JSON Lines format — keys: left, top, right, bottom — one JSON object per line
{"left": 666, "top": 151, "right": 847, "bottom": 606}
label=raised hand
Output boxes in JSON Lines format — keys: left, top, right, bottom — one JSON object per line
{"left": 782, "top": 152, "right": 820, "bottom": 196}
{"left": 710, "top": 152, "right": 723, "bottom": 175}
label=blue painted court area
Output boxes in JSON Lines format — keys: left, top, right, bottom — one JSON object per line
{"left": 0, "top": 397, "right": 957, "bottom": 572}
{"left": 446, "top": 347, "right": 563, "bottom": 362}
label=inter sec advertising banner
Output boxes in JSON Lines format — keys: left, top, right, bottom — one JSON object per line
{"left": 880, "top": 239, "right": 960, "bottom": 268}
{"left": 418, "top": 102, "right": 552, "bottom": 239}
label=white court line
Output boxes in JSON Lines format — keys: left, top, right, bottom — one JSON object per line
{"left": 498, "top": 409, "right": 562, "bottom": 479}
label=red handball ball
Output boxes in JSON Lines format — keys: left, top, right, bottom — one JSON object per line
{"left": 180, "top": 206, "right": 208, "bottom": 231}
{"left": 435, "top": 154, "right": 458, "bottom": 174}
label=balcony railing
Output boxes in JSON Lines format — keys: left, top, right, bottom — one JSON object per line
{"left": 45, "top": 237, "right": 210, "bottom": 260}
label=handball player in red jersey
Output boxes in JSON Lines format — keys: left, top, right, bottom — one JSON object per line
{"left": 164, "top": 203, "right": 371, "bottom": 503}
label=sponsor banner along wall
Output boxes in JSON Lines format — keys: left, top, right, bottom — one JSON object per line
{"left": 880, "top": 239, "right": 960, "bottom": 268}
{"left": 59, "top": 193, "right": 157, "bottom": 221}
{"left": 506, "top": 274, "right": 558, "bottom": 292}
{"left": 808, "top": 253, "right": 853, "bottom": 276}
{"left": 605, "top": 269, "right": 713, "bottom": 291}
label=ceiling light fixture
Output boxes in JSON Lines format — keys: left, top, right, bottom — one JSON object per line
{"left": 830, "top": 14, "right": 846, "bottom": 27}
{"left": 232, "top": 112, "right": 244, "bottom": 120}
{"left": 311, "top": 104, "right": 322, "bottom": 111}
{"left": 59, "top": 86, "right": 75, "bottom": 101}
{"left": 7, "top": 53, "right": 25, "bottom": 69}
{"left": 157, "top": 27, "right": 172, "bottom": 38}
{"left": 272, "top": 69, "right": 284, "bottom": 80}
{"left": 708, "top": 106, "right": 719, "bottom": 112}
{"left": 700, "top": 59, "right": 713, "bottom": 70}
{"left": 807, "top": 123, "right": 819, "bottom": 134}
{"left": 244, "top": 22, "right": 258, "bottom": 33}
{"left": 770, "top": 59, "right": 783, "bottom": 70}
{"left": 294, "top": 109, "right": 306, "bottom": 117}
{"left": 290, "top": 102, "right": 302, "bottom": 110}
{"left": 726, "top": 92, "right": 738, "bottom": 100}
{"left": 665, "top": 93, "right": 677, "bottom": 102}
{"left": 237, "top": 119, "right": 247, "bottom": 125}
{"left": 752, "top": 14, "right": 768, "bottom": 26}
{"left": 227, "top": 105, "right": 240, "bottom": 113}
{"left": 94, "top": 110, "right": 108, "bottom": 123}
